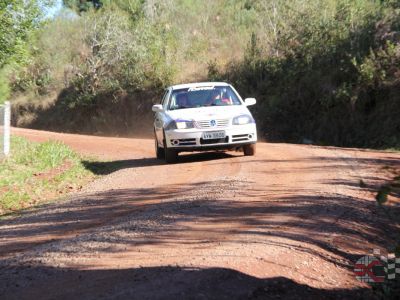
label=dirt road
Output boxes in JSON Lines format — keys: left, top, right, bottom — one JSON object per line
{"left": 1, "top": 128, "right": 399, "bottom": 299}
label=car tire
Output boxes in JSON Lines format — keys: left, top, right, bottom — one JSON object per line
{"left": 155, "top": 137, "right": 164, "bottom": 159}
{"left": 243, "top": 144, "right": 256, "bottom": 156}
{"left": 162, "top": 130, "right": 178, "bottom": 163}
{"left": 164, "top": 146, "right": 178, "bottom": 163}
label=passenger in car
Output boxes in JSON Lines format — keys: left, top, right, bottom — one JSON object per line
{"left": 176, "top": 93, "right": 189, "bottom": 108}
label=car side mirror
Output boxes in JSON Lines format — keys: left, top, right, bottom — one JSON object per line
{"left": 244, "top": 98, "right": 256, "bottom": 106}
{"left": 152, "top": 104, "right": 164, "bottom": 112}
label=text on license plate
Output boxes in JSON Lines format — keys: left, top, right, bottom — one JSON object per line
{"left": 202, "top": 131, "right": 226, "bottom": 140}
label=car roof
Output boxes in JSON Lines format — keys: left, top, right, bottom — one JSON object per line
{"left": 169, "top": 82, "right": 230, "bottom": 90}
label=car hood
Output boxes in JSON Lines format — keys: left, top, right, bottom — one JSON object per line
{"left": 166, "top": 105, "right": 252, "bottom": 121}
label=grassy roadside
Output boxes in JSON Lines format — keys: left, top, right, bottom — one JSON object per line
{"left": 0, "top": 136, "right": 95, "bottom": 215}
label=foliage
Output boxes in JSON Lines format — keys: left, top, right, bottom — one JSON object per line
{"left": 0, "top": 0, "right": 40, "bottom": 68}
{"left": 0, "top": 68, "right": 10, "bottom": 105}
{"left": 12, "top": 0, "right": 263, "bottom": 100}
{"left": 6, "top": 0, "right": 400, "bottom": 147}
{"left": 0, "top": 0, "right": 53, "bottom": 103}
{"left": 13, "top": 1, "right": 176, "bottom": 109}
{"left": 210, "top": 0, "right": 400, "bottom": 148}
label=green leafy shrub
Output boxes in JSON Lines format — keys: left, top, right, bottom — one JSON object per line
{"left": 210, "top": 0, "right": 400, "bottom": 148}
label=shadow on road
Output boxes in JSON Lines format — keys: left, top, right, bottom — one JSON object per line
{"left": 0, "top": 181, "right": 397, "bottom": 266}
{"left": 1, "top": 151, "right": 399, "bottom": 261}
{"left": 1, "top": 151, "right": 398, "bottom": 300}
{"left": 0, "top": 265, "right": 374, "bottom": 300}
{"left": 82, "top": 151, "right": 237, "bottom": 175}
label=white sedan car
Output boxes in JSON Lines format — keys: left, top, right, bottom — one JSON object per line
{"left": 152, "top": 82, "right": 257, "bottom": 163}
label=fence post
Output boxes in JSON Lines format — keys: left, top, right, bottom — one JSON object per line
{"left": 3, "top": 101, "right": 10, "bottom": 156}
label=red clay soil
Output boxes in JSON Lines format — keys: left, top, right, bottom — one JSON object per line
{"left": 0, "top": 127, "right": 399, "bottom": 299}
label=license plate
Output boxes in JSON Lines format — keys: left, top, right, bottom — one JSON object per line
{"left": 202, "top": 131, "right": 226, "bottom": 140}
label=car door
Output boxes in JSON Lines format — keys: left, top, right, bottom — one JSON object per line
{"left": 154, "top": 89, "right": 170, "bottom": 146}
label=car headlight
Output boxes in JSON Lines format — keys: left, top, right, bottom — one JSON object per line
{"left": 165, "top": 120, "right": 195, "bottom": 130}
{"left": 232, "top": 115, "right": 254, "bottom": 125}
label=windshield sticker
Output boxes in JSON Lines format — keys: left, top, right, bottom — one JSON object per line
{"left": 188, "top": 86, "right": 214, "bottom": 91}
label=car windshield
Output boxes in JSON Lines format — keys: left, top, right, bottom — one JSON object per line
{"left": 168, "top": 86, "right": 242, "bottom": 110}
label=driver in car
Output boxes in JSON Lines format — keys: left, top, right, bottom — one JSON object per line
{"left": 176, "top": 92, "right": 189, "bottom": 108}
{"left": 208, "top": 89, "right": 231, "bottom": 106}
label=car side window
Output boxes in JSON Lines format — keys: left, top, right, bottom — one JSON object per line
{"left": 160, "top": 90, "right": 168, "bottom": 105}
{"left": 161, "top": 89, "right": 170, "bottom": 108}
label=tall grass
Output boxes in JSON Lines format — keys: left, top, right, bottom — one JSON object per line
{"left": 0, "top": 137, "right": 94, "bottom": 214}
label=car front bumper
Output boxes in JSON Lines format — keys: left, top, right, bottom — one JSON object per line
{"left": 164, "top": 124, "right": 257, "bottom": 151}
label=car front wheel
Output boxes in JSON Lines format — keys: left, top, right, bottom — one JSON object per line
{"left": 155, "top": 137, "right": 164, "bottom": 159}
{"left": 243, "top": 144, "right": 256, "bottom": 156}
{"left": 164, "top": 142, "right": 178, "bottom": 163}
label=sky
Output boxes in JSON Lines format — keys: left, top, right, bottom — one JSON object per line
{"left": 44, "top": 0, "right": 63, "bottom": 19}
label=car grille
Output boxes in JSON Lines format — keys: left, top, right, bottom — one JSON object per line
{"left": 196, "top": 119, "right": 230, "bottom": 129}
{"left": 200, "top": 137, "right": 229, "bottom": 145}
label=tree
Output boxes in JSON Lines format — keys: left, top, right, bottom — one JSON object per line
{"left": 0, "top": 1, "right": 42, "bottom": 68}
{"left": 0, "top": 0, "right": 51, "bottom": 103}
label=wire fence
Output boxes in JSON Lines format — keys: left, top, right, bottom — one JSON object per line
{"left": 0, "top": 101, "right": 10, "bottom": 159}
